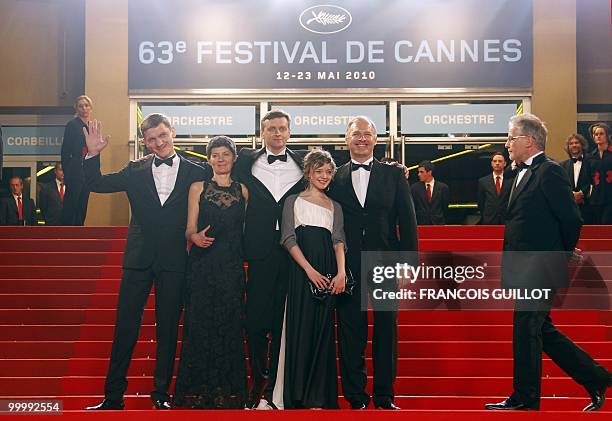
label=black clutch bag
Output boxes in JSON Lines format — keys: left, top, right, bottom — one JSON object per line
{"left": 310, "top": 269, "right": 355, "bottom": 301}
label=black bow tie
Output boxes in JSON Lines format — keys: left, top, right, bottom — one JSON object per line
{"left": 154, "top": 155, "right": 175, "bottom": 167}
{"left": 571, "top": 156, "right": 583, "bottom": 163}
{"left": 267, "top": 153, "right": 288, "bottom": 164}
{"left": 351, "top": 162, "right": 372, "bottom": 172}
{"left": 517, "top": 162, "right": 530, "bottom": 171}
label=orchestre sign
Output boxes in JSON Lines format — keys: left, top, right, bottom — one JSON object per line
{"left": 2, "top": 127, "right": 64, "bottom": 155}
{"left": 128, "top": 0, "right": 533, "bottom": 90}
{"left": 140, "top": 105, "right": 257, "bottom": 136}
{"left": 400, "top": 104, "right": 517, "bottom": 135}
{"left": 271, "top": 105, "right": 386, "bottom": 135}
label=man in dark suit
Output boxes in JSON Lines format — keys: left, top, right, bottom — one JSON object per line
{"left": 560, "top": 134, "right": 592, "bottom": 223}
{"left": 233, "top": 110, "right": 306, "bottom": 409}
{"left": 328, "top": 116, "right": 418, "bottom": 410}
{"left": 410, "top": 160, "right": 449, "bottom": 225}
{"left": 61, "top": 95, "right": 93, "bottom": 225}
{"left": 477, "top": 152, "right": 513, "bottom": 224}
{"left": 39, "top": 162, "right": 65, "bottom": 225}
{"left": 486, "top": 113, "right": 610, "bottom": 412}
{"left": 0, "top": 176, "right": 37, "bottom": 226}
{"left": 83, "top": 114, "right": 208, "bottom": 410}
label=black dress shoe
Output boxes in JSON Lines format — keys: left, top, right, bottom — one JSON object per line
{"left": 84, "top": 398, "right": 125, "bottom": 410}
{"left": 350, "top": 403, "right": 368, "bottom": 409}
{"left": 374, "top": 402, "right": 401, "bottom": 410}
{"left": 584, "top": 386, "right": 607, "bottom": 411}
{"left": 152, "top": 399, "right": 172, "bottom": 410}
{"left": 485, "top": 399, "right": 536, "bottom": 411}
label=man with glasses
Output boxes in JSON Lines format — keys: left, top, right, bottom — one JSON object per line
{"left": 485, "top": 113, "right": 610, "bottom": 411}
{"left": 328, "top": 116, "right": 418, "bottom": 410}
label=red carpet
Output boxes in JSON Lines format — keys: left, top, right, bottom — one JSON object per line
{"left": 0, "top": 225, "right": 610, "bottom": 417}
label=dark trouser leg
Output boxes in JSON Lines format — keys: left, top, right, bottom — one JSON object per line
{"left": 246, "top": 247, "right": 289, "bottom": 402}
{"left": 61, "top": 181, "right": 82, "bottom": 225}
{"left": 104, "top": 267, "right": 154, "bottom": 400}
{"left": 336, "top": 283, "right": 369, "bottom": 406}
{"left": 151, "top": 270, "right": 185, "bottom": 402}
{"left": 75, "top": 187, "right": 90, "bottom": 226}
{"left": 371, "top": 309, "right": 398, "bottom": 405}
{"left": 541, "top": 314, "right": 611, "bottom": 393}
{"left": 510, "top": 298, "right": 550, "bottom": 408}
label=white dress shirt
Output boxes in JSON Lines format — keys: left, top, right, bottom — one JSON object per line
{"left": 251, "top": 148, "right": 302, "bottom": 202}
{"left": 572, "top": 158, "right": 582, "bottom": 188}
{"left": 516, "top": 151, "right": 543, "bottom": 186}
{"left": 152, "top": 154, "right": 180, "bottom": 206}
{"left": 351, "top": 157, "right": 374, "bottom": 207}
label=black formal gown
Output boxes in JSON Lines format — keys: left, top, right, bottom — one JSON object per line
{"left": 174, "top": 180, "right": 247, "bottom": 409}
{"left": 274, "top": 195, "right": 344, "bottom": 409}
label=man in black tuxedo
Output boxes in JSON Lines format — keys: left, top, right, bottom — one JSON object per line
{"left": 477, "top": 152, "right": 513, "bottom": 225}
{"left": 1, "top": 176, "right": 37, "bottom": 225}
{"left": 39, "top": 162, "right": 65, "bottom": 226}
{"left": 560, "top": 134, "right": 592, "bottom": 223}
{"left": 486, "top": 113, "right": 610, "bottom": 412}
{"left": 83, "top": 114, "right": 208, "bottom": 410}
{"left": 410, "top": 160, "right": 449, "bottom": 225}
{"left": 328, "top": 116, "right": 418, "bottom": 410}
{"left": 233, "top": 110, "right": 306, "bottom": 409}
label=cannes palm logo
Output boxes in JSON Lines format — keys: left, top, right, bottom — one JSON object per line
{"left": 299, "top": 5, "right": 352, "bottom": 34}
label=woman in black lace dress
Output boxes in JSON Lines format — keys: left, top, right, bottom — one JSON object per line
{"left": 174, "top": 136, "right": 249, "bottom": 409}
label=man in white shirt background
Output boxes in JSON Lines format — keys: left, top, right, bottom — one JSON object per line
{"left": 410, "top": 160, "right": 449, "bottom": 225}
{"left": 477, "top": 152, "right": 514, "bottom": 225}
{"left": 0, "top": 176, "right": 37, "bottom": 225}
{"left": 39, "top": 162, "right": 65, "bottom": 226}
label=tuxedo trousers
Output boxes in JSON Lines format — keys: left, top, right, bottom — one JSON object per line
{"left": 511, "top": 293, "right": 610, "bottom": 407}
{"left": 336, "top": 275, "right": 398, "bottom": 407}
{"left": 61, "top": 179, "right": 89, "bottom": 225}
{"left": 245, "top": 245, "right": 290, "bottom": 401}
{"left": 104, "top": 265, "right": 185, "bottom": 402}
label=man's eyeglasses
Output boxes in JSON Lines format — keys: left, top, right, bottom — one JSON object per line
{"left": 506, "top": 135, "right": 530, "bottom": 143}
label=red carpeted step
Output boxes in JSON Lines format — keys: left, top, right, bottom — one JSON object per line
{"left": 2, "top": 340, "right": 610, "bottom": 360}
{"left": 0, "top": 279, "right": 121, "bottom": 294}
{"left": 2, "top": 357, "right": 610, "bottom": 378}
{"left": 0, "top": 239, "right": 127, "bottom": 252}
{"left": 0, "top": 226, "right": 128, "bottom": 239}
{"left": 4, "top": 394, "right": 607, "bottom": 412}
{"left": 2, "top": 324, "right": 608, "bottom": 342}
{"left": 0, "top": 266, "right": 123, "bottom": 279}
{"left": 0, "top": 252, "right": 124, "bottom": 266}
{"left": 0, "top": 375, "right": 599, "bottom": 397}
{"left": 2, "top": 309, "right": 609, "bottom": 325}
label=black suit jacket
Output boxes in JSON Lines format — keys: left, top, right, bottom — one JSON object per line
{"left": 39, "top": 181, "right": 63, "bottom": 225}
{"left": 502, "top": 153, "right": 581, "bottom": 289}
{"left": 477, "top": 173, "right": 513, "bottom": 225}
{"left": 560, "top": 157, "right": 591, "bottom": 198}
{"left": 61, "top": 117, "right": 87, "bottom": 187}
{"left": 328, "top": 160, "right": 418, "bottom": 277}
{"left": 233, "top": 147, "right": 306, "bottom": 260}
{"left": 588, "top": 146, "right": 612, "bottom": 206}
{"left": 84, "top": 154, "right": 208, "bottom": 272}
{"left": 410, "top": 180, "right": 450, "bottom": 225}
{"left": 0, "top": 195, "right": 37, "bottom": 226}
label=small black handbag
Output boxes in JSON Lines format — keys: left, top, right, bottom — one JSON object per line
{"left": 310, "top": 269, "right": 356, "bottom": 300}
